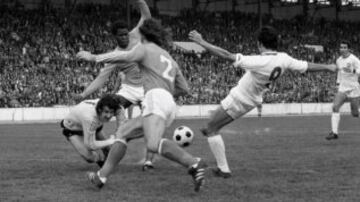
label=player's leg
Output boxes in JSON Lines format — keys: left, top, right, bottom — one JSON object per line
{"left": 327, "top": 92, "right": 347, "bottom": 140}
{"left": 257, "top": 104, "right": 262, "bottom": 117}
{"left": 94, "top": 130, "right": 110, "bottom": 167}
{"left": 127, "top": 104, "right": 134, "bottom": 119}
{"left": 142, "top": 150, "right": 155, "bottom": 171}
{"left": 92, "top": 116, "right": 144, "bottom": 186}
{"left": 349, "top": 97, "right": 360, "bottom": 118}
{"left": 68, "top": 135, "right": 104, "bottom": 165}
{"left": 201, "top": 94, "right": 254, "bottom": 178}
{"left": 143, "top": 114, "right": 206, "bottom": 192}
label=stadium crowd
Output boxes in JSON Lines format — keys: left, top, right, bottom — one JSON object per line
{"left": 1, "top": 4, "right": 359, "bottom": 107}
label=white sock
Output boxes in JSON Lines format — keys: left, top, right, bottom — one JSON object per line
{"left": 97, "top": 171, "right": 107, "bottom": 183}
{"left": 144, "top": 160, "right": 152, "bottom": 165}
{"left": 208, "top": 135, "right": 231, "bottom": 173}
{"left": 331, "top": 112, "right": 340, "bottom": 134}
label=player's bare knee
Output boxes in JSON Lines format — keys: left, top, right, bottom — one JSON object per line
{"left": 332, "top": 105, "right": 340, "bottom": 112}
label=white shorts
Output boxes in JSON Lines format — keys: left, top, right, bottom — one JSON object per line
{"left": 221, "top": 92, "right": 255, "bottom": 119}
{"left": 339, "top": 86, "right": 360, "bottom": 98}
{"left": 116, "top": 84, "right": 144, "bottom": 104}
{"left": 142, "top": 88, "right": 176, "bottom": 127}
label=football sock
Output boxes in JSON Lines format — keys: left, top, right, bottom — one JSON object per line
{"left": 158, "top": 139, "right": 198, "bottom": 168}
{"left": 331, "top": 112, "right": 340, "bottom": 134}
{"left": 99, "top": 141, "right": 127, "bottom": 178}
{"left": 97, "top": 171, "right": 107, "bottom": 183}
{"left": 208, "top": 135, "right": 231, "bottom": 173}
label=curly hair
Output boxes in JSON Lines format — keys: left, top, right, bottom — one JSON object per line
{"left": 95, "top": 94, "right": 121, "bottom": 114}
{"left": 111, "top": 20, "right": 128, "bottom": 35}
{"left": 139, "top": 18, "right": 172, "bottom": 49}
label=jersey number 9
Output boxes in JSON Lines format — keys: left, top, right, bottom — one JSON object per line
{"left": 265, "top": 67, "right": 282, "bottom": 88}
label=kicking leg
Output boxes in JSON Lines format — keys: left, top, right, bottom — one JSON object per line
{"left": 88, "top": 117, "right": 144, "bottom": 188}
{"left": 349, "top": 97, "right": 359, "bottom": 117}
{"left": 201, "top": 95, "right": 253, "bottom": 178}
{"left": 144, "top": 114, "right": 206, "bottom": 192}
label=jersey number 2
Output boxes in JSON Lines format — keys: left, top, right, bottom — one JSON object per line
{"left": 160, "top": 55, "right": 175, "bottom": 82}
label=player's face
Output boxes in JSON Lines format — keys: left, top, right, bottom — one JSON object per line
{"left": 115, "top": 28, "right": 129, "bottom": 48}
{"left": 98, "top": 106, "right": 115, "bottom": 122}
{"left": 339, "top": 43, "right": 349, "bottom": 57}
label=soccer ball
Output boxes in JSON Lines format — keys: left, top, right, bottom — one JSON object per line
{"left": 173, "top": 126, "right": 194, "bottom": 147}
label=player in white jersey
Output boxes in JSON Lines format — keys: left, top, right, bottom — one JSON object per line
{"left": 326, "top": 41, "right": 360, "bottom": 140}
{"left": 60, "top": 94, "right": 124, "bottom": 167}
{"left": 189, "top": 26, "right": 336, "bottom": 178}
{"left": 73, "top": 0, "right": 155, "bottom": 170}
{"left": 77, "top": 18, "right": 206, "bottom": 192}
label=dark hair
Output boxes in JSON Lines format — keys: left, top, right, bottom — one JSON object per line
{"left": 139, "top": 18, "right": 171, "bottom": 49}
{"left": 257, "top": 26, "right": 278, "bottom": 50}
{"left": 96, "top": 94, "right": 121, "bottom": 114}
{"left": 340, "top": 40, "right": 350, "bottom": 49}
{"left": 111, "top": 20, "right": 128, "bottom": 35}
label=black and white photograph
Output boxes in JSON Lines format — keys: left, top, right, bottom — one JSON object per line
{"left": 1, "top": 0, "right": 360, "bottom": 201}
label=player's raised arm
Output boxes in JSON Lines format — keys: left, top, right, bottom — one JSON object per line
{"left": 189, "top": 30, "right": 236, "bottom": 62}
{"left": 133, "top": 0, "right": 151, "bottom": 31}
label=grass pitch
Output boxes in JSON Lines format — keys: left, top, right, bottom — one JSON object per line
{"left": 1, "top": 115, "right": 360, "bottom": 201}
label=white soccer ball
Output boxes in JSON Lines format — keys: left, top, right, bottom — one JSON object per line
{"left": 173, "top": 126, "right": 194, "bottom": 147}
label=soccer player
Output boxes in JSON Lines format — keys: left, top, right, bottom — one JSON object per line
{"left": 76, "top": 18, "right": 207, "bottom": 192}
{"left": 188, "top": 26, "right": 336, "bottom": 178}
{"left": 60, "top": 94, "right": 124, "bottom": 167}
{"left": 326, "top": 41, "right": 360, "bottom": 140}
{"left": 73, "top": 0, "right": 155, "bottom": 170}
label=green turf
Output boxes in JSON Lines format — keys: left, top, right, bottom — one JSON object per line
{"left": 1, "top": 115, "right": 360, "bottom": 201}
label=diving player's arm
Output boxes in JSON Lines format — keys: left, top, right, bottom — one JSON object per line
{"left": 79, "top": 64, "right": 116, "bottom": 99}
{"left": 82, "top": 120, "right": 117, "bottom": 150}
{"left": 188, "top": 30, "right": 236, "bottom": 62}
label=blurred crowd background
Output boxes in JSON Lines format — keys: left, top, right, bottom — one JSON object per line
{"left": 1, "top": 3, "right": 359, "bottom": 108}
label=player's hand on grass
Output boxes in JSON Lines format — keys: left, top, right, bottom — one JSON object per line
{"left": 189, "top": 30, "right": 204, "bottom": 44}
{"left": 76, "top": 51, "right": 96, "bottom": 62}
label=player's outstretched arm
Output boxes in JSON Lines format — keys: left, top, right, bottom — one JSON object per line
{"left": 76, "top": 65, "right": 116, "bottom": 100}
{"left": 307, "top": 63, "right": 337, "bottom": 72}
{"left": 189, "top": 30, "right": 236, "bottom": 62}
{"left": 76, "top": 44, "right": 144, "bottom": 64}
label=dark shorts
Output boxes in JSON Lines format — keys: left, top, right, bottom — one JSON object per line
{"left": 60, "top": 120, "right": 103, "bottom": 140}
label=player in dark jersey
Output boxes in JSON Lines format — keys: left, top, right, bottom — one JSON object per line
{"left": 77, "top": 19, "right": 206, "bottom": 192}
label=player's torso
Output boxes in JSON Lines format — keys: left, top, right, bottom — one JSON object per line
{"left": 115, "top": 46, "right": 143, "bottom": 87}
{"left": 239, "top": 54, "right": 287, "bottom": 93}
{"left": 140, "top": 44, "right": 178, "bottom": 94}
{"left": 63, "top": 100, "right": 102, "bottom": 131}
{"left": 337, "top": 55, "right": 360, "bottom": 91}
